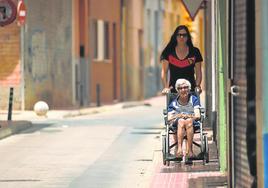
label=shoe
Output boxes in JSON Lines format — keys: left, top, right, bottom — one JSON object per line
{"left": 185, "top": 156, "right": 193, "bottom": 165}
{"left": 186, "top": 153, "right": 196, "bottom": 160}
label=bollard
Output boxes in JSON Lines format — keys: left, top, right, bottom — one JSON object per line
{"left": 8, "top": 87, "right": 14, "bottom": 121}
{"left": 96, "top": 84, "right": 100, "bottom": 107}
{"left": 80, "top": 84, "right": 83, "bottom": 106}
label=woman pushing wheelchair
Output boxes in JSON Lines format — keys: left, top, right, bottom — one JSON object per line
{"left": 160, "top": 25, "right": 204, "bottom": 160}
{"left": 167, "top": 79, "right": 201, "bottom": 159}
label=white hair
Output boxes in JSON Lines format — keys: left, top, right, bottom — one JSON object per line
{"left": 175, "top": 79, "right": 191, "bottom": 92}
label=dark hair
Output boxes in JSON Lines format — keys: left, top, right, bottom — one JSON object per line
{"left": 160, "top": 25, "right": 194, "bottom": 61}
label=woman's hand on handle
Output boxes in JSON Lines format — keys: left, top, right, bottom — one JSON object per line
{"left": 195, "top": 86, "right": 202, "bottom": 95}
{"left": 162, "top": 87, "right": 171, "bottom": 94}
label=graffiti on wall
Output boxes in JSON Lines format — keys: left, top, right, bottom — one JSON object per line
{"left": 28, "top": 30, "right": 49, "bottom": 82}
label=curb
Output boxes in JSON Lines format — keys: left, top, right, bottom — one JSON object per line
{"left": 0, "top": 100, "right": 153, "bottom": 139}
{"left": 63, "top": 101, "right": 151, "bottom": 118}
{"left": 0, "top": 121, "right": 32, "bottom": 140}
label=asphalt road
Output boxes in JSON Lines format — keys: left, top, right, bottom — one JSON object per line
{"left": 0, "top": 101, "right": 164, "bottom": 188}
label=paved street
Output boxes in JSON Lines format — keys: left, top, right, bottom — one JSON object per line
{"left": 0, "top": 97, "right": 164, "bottom": 188}
{"left": 0, "top": 96, "right": 227, "bottom": 187}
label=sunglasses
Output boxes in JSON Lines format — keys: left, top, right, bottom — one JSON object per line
{"left": 178, "top": 86, "right": 189, "bottom": 90}
{"left": 177, "top": 33, "right": 188, "bottom": 38}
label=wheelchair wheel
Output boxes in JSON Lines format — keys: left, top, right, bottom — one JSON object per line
{"left": 201, "top": 135, "right": 205, "bottom": 153}
{"left": 166, "top": 160, "right": 170, "bottom": 166}
{"left": 162, "top": 135, "right": 170, "bottom": 166}
{"left": 202, "top": 135, "right": 209, "bottom": 164}
{"left": 162, "top": 135, "right": 167, "bottom": 165}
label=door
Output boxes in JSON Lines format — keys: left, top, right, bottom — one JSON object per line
{"left": 229, "top": 0, "right": 256, "bottom": 187}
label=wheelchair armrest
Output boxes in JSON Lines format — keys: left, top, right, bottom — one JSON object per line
{"left": 200, "top": 107, "right": 205, "bottom": 113}
{"left": 195, "top": 117, "right": 201, "bottom": 122}
{"left": 199, "top": 107, "right": 206, "bottom": 119}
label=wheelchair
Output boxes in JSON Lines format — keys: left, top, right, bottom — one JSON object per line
{"left": 161, "top": 92, "right": 209, "bottom": 166}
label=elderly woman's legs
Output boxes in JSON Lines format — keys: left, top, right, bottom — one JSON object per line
{"left": 185, "top": 119, "right": 194, "bottom": 156}
{"left": 174, "top": 118, "right": 194, "bottom": 157}
{"left": 176, "top": 119, "right": 186, "bottom": 157}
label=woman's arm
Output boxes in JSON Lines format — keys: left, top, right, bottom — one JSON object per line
{"left": 161, "top": 59, "right": 169, "bottom": 88}
{"left": 161, "top": 60, "right": 171, "bottom": 93}
{"left": 194, "top": 62, "right": 202, "bottom": 87}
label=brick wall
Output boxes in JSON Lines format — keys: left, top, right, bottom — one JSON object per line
{"left": 0, "top": 4, "right": 21, "bottom": 110}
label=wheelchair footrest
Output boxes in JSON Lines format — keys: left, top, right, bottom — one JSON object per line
{"left": 165, "top": 153, "right": 183, "bottom": 161}
{"left": 187, "top": 152, "right": 205, "bottom": 160}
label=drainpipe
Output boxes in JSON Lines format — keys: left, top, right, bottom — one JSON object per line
{"left": 20, "top": 22, "right": 25, "bottom": 110}
{"left": 262, "top": 0, "right": 268, "bottom": 186}
{"left": 211, "top": 0, "right": 216, "bottom": 124}
{"left": 120, "top": 0, "right": 126, "bottom": 101}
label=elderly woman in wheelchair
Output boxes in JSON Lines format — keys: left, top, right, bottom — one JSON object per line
{"left": 162, "top": 78, "right": 209, "bottom": 165}
{"left": 167, "top": 78, "right": 201, "bottom": 159}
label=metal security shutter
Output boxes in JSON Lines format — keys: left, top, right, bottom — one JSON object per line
{"left": 232, "top": 0, "right": 256, "bottom": 187}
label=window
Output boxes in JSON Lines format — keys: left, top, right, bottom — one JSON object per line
{"left": 92, "top": 19, "right": 110, "bottom": 61}
{"left": 92, "top": 20, "right": 98, "bottom": 59}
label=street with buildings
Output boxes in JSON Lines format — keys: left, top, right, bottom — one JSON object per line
{"left": 1, "top": 0, "right": 268, "bottom": 187}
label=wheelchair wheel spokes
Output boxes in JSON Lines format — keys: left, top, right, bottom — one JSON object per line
{"left": 166, "top": 125, "right": 170, "bottom": 152}
{"left": 204, "top": 135, "right": 209, "bottom": 163}
{"left": 202, "top": 135, "right": 209, "bottom": 164}
{"left": 201, "top": 130, "right": 205, "bottom": 153}
{"left": 162, "top": 134, "right": 171, "bottom": 166}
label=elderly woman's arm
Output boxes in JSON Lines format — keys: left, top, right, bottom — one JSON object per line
{"left": 168, "top": 111, "right": 177, "bottom": 121}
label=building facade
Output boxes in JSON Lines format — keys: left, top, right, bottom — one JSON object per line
{"left": 0, "top": 0, "right": 75, "bottom": 110}
{"left": 0, "top": 0, "right": 122, "bottom": 110}
{"left": 0, "top": 0, "right": 205, "bottom": 111}
{"left": 216, "top": 0, "right": 267, "bottom": 187}
{"left": 23, "top": 0, "right": 74, "bottom": 109}
{"left": 121, "top": 0, "right": 144, "bottom": 101}
{"left": 68, "top": 0, "right": 122, "bottom": 106}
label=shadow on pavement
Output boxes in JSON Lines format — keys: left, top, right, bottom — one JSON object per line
{"left": 18, "top": 123, "right": 56, "bottom": 134}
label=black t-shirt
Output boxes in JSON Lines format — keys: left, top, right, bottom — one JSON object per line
{"left": 161, "top": 47, "right": 203, "bottom": 92}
